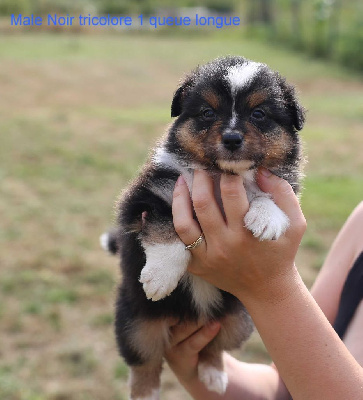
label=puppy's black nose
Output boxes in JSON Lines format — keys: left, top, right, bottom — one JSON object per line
{"left": 222, "top": 132, "right": 243, "bottom": 151}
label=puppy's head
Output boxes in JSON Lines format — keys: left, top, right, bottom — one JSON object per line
{"left": 168, "top": 56, "right": 305, "bottom": 176}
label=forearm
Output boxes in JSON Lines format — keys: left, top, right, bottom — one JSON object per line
{"left": 180, "top": 353, "right": 288, "bottom": 400}
{"left": 239, "top": 265, "right": 363, "bottom": 400}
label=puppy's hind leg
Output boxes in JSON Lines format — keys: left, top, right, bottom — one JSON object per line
{"left": 116, "top": 317, "right": 170, "bottom": 400}
{"left": 198, "top": 350, "right": 228, "bottom": 395}
{"left": 198, "top": 308, "right": 253, "bottom": 394}
{"left": 129, "top": 362, "right": 163, "bottom": 400}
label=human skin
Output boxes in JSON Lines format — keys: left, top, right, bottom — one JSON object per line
{"left": 166, "top": 169, "right": 363, "bottom": 400}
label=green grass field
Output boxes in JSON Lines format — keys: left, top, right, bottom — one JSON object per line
{"left": 0, "top": 32, "right": 362, "bottom": 400}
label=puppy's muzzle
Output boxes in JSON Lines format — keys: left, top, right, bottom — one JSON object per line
{"left": 222, "top": 131, "right": 243, "bottom": 152}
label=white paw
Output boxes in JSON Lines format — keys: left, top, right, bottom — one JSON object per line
{"left": 198, "top": 363, "right": 228, "bottom": 395}
{"left": 140, "top": 264, "right": 181, "bottom": 301}
{"left": 244, "top": 197, "right": 289, "bottom": 240}
{"left": 139, "top": 242, "right": 190, "bottom": 301}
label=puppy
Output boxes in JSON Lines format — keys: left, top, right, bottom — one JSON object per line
{"left": 102, "top": 56, "right": 305, "bottom": 400}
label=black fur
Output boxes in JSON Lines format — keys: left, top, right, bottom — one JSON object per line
{"left": 114, "top": 165, "right": 245, "bottom": 365}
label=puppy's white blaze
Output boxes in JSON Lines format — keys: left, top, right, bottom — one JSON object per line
{"left": 183, "top": 274, "right": 223, "bottom": 317}
{"left": 140, "top": 241, "right": 190, "bottom": 301}
{"left": 227, "top": 62, "right": 262, "bottom": 129}
{"left": 130, "top": 387, "right": 160, "bottom": 400}
{"left": 229, "top": 112, "right": 238, "bottom": 129}
{"left": 227, "top": 62, "right": 262, "bottom": 92}
{"left": 198, "top": 363, "right": 228, "bottom": 394}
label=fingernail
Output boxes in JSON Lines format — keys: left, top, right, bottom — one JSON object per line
{"left": 260, "top": 168, "right": 272, "bottom": 177}
{"left": 176, "top": 175, "right": 186, "bottom": 186}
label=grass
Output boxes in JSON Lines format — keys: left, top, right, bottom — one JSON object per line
{"left": 0, "top": 31, "right": 362, "bottom": 399}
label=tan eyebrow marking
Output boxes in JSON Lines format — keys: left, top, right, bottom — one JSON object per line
{"left": 247, "top": 91, "right": 268, "bottom": 108}
{"left": 201, "top": 90, "right": 220, "bottom": 109}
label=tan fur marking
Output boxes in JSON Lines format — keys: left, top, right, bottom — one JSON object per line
{"left": 217, "top": 160, "right": 253, "bottom": 174}
{"left": 263, "top": 129, "right": 294, "bottom": 168}
{"left": 177, "top": 121, "right": 207, "bottom": 163}
{"left": 129, "top": 363, "right": 162, "bottom": 399}
{"left": 127, "top": 319, "right": 172, "bottom": 398}
{"left": 218, "top": 311, "right": 253, "bottom": 349}
{"left": 202, "top": 90, "right": 220, "bottom": 109}
{"left": 239, "top": 122, "right": 265, "bottom": 161}
{"left": 200, "top": 310, "right": 253, "bottom": 360}
{"left": 247, "top": 91, "right": 268, "bottom": 109}
{"left": 198, "top": 310, "right": 253, "bottom": 375}
{"left": 199, "top": 348, "right": 224, "bottom": 370}
{"left": 208, "top": 119, "right": 225, "bottom": 155}
{"left": 128, "top": 319, "right": 170, "bottom": 362}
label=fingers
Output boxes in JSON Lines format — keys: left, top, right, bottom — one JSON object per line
{"left": 173, "top": 171, "right": 227, "bottom": 251}
{"left": 184, "top": 322, "right": 221, "bottom": 353}
{"left": 172, "top": 175, "right": 206, "bottom": 253}
{"left": 191, "top": 170, "right": 226, "bottom": 240}
{"left": 170, "top": 321, "right": 221, "bottom": 353}
{"left": 169, "top": 320, "right": 204, "bottom": 347}
{"left": 173, "top": 171, "right": 250, "bottom": 253}
{"left": 220, "top": 174, "right": 249, "bottom": 232}
{"left": 256, "top": 168, "right": 307, "bottom": 237}
{"left": 165, "top": 321, "right": 221, "bottom": 382}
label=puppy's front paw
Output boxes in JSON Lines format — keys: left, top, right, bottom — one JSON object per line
{"left": 244, "top": 197, "right": 289, "bottom": 240}
{"left": 198, "top": 362, "right": 228, "bottom": 394}
{"left": 140, "top": 264, "right": 181, "bottom": 302}
{"left": 139, "top": 242, "right": 190, "bottom": 301}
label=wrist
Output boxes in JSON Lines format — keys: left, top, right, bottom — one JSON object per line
{"left": 235, "top": 264, "right": 302, "bottom": 309}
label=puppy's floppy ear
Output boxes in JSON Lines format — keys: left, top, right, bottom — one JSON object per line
{"left": 171, "top": 72, "right": 196, "bottom": 117}
{"left": 279, "top": 77, "right": 306, "bottom": 131}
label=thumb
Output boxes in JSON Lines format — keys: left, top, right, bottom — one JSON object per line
{"left": 257, "top": 168, "right": 295, "bottom": 205}
{"left": 256, "top": 168, "right": 306, "bottom": 235}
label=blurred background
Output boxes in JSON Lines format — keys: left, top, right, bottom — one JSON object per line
{"left": 0, "top": 1, "right": 362, "bottom": 399}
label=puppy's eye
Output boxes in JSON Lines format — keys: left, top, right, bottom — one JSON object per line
{"left": 202, "top": 109, "right": 216, "bottom": 120}
{"left": 251, "top": 109, "right": 265, "bottom": 120}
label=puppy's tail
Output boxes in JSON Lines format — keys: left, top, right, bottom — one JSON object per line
{"left": 100, "top": 228, "right": 119, "bottom": 255}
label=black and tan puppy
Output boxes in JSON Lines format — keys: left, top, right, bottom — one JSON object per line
{"left": 102, "top": 56, "right": 305, "bottom": 399}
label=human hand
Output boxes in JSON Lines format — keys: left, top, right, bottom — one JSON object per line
{"left": 172, "top": 169, "right": 306, "bottom": 303}
{"left": 165, "top": 321, "right": 221, "bottom": 386}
